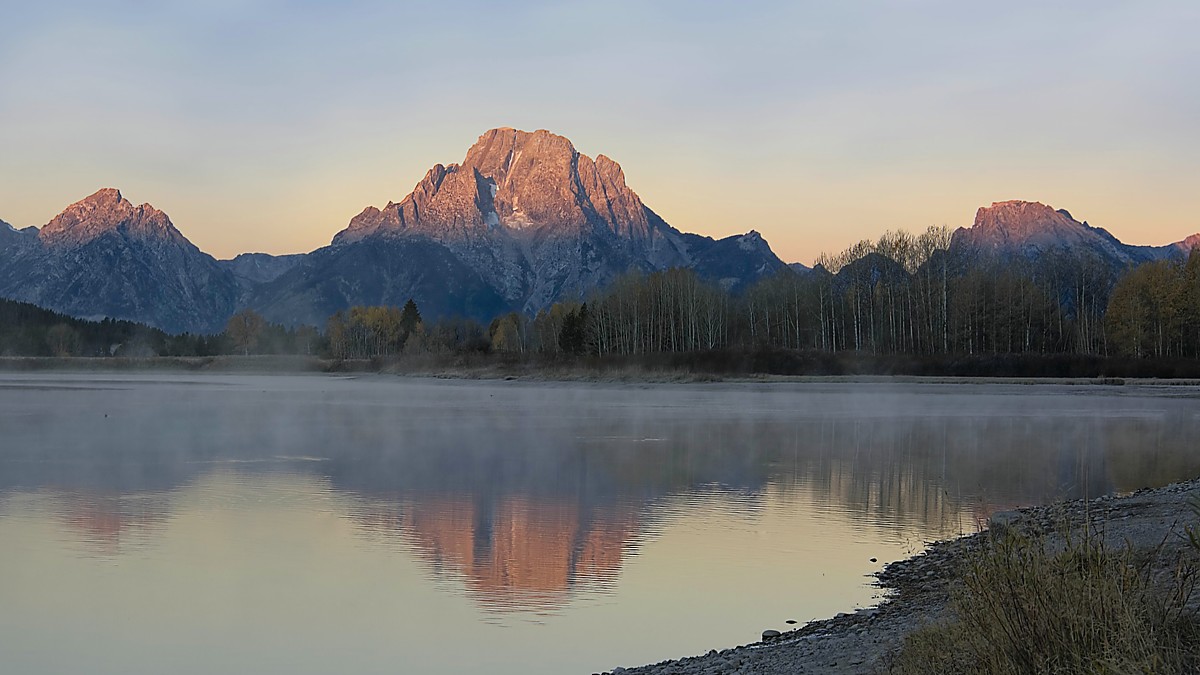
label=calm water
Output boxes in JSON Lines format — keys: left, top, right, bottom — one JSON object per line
{"left": 1, "top": 374, "right": 1198, "bottom": 674}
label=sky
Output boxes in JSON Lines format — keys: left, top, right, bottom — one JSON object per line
{"left": 1, "top": 1, "right": 1197, "bottom": 265}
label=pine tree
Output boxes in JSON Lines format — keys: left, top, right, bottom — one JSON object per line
{"left": 400, "top": 299, "right": 422, "bottom": 334}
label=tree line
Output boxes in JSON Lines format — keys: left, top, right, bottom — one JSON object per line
{"left": 0, "top": 298, "right": 222, "bottom": 357}
{"left": 2, "top": 234, "right": 1197, "bottom": 364}
{"left": 0, "top": 298, "right": 315, "bottom": 358}
{"left": 477, "top": 230, "right": 1199, "bottom": 361}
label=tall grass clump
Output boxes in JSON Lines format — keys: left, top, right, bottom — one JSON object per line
{"left": 887, "top": 528, "right": 1200, "bottom": 674}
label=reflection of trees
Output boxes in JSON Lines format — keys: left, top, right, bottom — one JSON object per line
{"left": 765, "top": 416, "right": 1114, "bottom": 536}
{"left": 1103, "top": 414, "right": 1200, "bottom": 492}
{"left": 323, "top": 409, "right": 1200, "bottom": 611}
{"left": 5, "top": 380, "right": 1200, "bottom": 612}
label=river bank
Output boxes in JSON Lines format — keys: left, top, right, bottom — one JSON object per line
{"left": 5, "top": 356, "right": 1200, "bottom": 388}
{"left": 600, "top": 477, "right": 1200, "bottom": 675}
{"left": 6, "top": 350, "right": 1200, "bottom": 382}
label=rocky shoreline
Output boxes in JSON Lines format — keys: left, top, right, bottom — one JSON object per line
{"left": 600, "top": 477, "right": 1200, "bottom": 675}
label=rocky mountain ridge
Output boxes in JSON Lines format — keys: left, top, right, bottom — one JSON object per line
{"left": 243, "top": 128, "right": 786, "bottom": 325}
{"left": 1174, "top": 233, "right": 1200, "bottom": 254}
{"left": 951, "top": 200, "right": 1194, "bottom": 266}
{"left": 2, "top": 135, "right": 1198, "bottom": 334}
{"left": 0, "top": 130, "right": 789, "bottom": 331}
{"left": 0, "top": 189, "right": 239, "bottom": 333}
{"left": 37, "top": 188, "right": 186, "bottom": 249}
{"left": 324, "top": 128, "right": 721, "bottom": 312}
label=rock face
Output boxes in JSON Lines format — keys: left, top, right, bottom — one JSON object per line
{"left": 37, "top": 188, "right": 186, "bottom": 249}
{"left": 333, "top": 128, "right": 680, "bottom": 251}
{"left": 0, "top": 189, "right": 239, "bottom": 333}
{"left": 951, "top": 200, "right": 1196, "bottom": 267}
{"left": 1173, "top": 233, "right": 1200, "bottom": 255}
{"left": 265, "top": 127, "right": 785, "bottom": 321}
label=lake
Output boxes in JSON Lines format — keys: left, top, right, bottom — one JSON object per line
{"left": 1, "top": 374, "right": 1198, "bottom": 674}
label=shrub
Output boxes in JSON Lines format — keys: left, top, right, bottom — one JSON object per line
{"left": 886, "top": 531, "right": 1200, "bottom": 674}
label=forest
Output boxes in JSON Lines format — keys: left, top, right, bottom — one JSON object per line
{"left": 447, "top": 227, "right": 1200, "bottom": 363}
{"left": 3, "top": 226, "right": 1199, "bottom": 376}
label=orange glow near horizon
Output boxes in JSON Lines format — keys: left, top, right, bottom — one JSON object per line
{"left": 4, "top": 145, "right": 1196, "bottom": 268}
{"left": 2, "top": 3, "right": 1196, "bottom": 265}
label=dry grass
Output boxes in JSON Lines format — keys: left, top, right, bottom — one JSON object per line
{"left": 885, "top": 528, "right": 1200, "bottom": 674}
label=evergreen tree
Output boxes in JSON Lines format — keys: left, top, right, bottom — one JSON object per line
{"left": 400, "top": 299, "right": 422, "bottom": 334}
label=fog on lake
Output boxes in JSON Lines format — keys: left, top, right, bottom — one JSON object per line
{"left": 1, "top": 374, "right": 1197, "bottom": 674}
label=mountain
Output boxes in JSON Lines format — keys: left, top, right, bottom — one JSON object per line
{"left": 0, "top": 189, "right": 239, "bottom": 333}
{"left": 1172, "top": 233, "right": 1200, "bottom": 256}
{"left": 12, "top": 151, "right": 1195, "bottom": 336}
{"left": 678, "top": 229, "right": 792, "bottom": 289}
{"left": 951, "top": 200, "right": 1196, "bottom": 267}
{"left": 245, "top": 238, "right": 508, "bottom": 327}
{"left": 249, "top": 127, "right": 786, "bottom": 324}
{"left": 0, "top": 217, "right": 37, "bottom": 250}
{"left": 0, "top": 131, "right": 788, "bottom": 332}
{"left": 219, "top": 252, "right": 305, "bottom": 287}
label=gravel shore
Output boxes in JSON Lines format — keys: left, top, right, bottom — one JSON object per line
{"left": 600, "top": 477, "right": 1200, "bottom": 675}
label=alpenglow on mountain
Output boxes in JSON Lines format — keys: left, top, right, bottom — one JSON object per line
{"left": 0, "top": 188, "right": 239, "bottom": 334}
{"left": 0, "top": 129, "right": 788, "bottom": 332}
{"left": 3, "top": 131, "right": 1198, "bottom": 335}
{"left": 244, "top": 127, "right": 787, "bottom": 327}
{"left": 950, "top": 200, "right": 1197, "bottom": 267}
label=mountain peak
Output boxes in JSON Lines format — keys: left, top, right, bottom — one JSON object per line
{"left": 956, "top": 200, "right": 1096, "bottom": 252}
{"left": 39, "top": 188, "right": 181, "bottom": 248}
{"left": 952, "top": 199, "right": 1192, "bottom": 266}
{"left": 737, "top": 230, "right": 767, "bottom": 251}
{"left": 87, "top": 187, "right": 124, "bottom": 205}
{"left": 319, "top": 127, "right": 790, "bottom": 315}
{"left": 973, "top": 200, "right": 1078, "bottom": 231}
{"left": 334, "top": 127, "right": 658, "bottom": 245}
{"left": 1175, "top": 233, "right": 1200, "bottom": 253}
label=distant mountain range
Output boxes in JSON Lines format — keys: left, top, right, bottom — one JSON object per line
{"left": 0, "top": 128, "right": 1196, "bottom": 333}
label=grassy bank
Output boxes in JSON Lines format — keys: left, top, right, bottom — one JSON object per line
{"left": 886, "top": 524, "right": 1200, "bottom": 674}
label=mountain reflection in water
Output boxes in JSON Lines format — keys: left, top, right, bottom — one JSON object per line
{"left": 1, "top": 375, "right": 1198, "bottom": 673}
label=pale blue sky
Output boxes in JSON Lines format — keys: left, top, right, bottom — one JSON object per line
{"left": 1, "top": 1, "right": 1196, "bottom": 262}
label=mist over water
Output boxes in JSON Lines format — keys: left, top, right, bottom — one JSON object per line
{"left": 1, "top": 374, "right": 1198, "bottom": 674}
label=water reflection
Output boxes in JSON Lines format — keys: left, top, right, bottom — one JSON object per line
{"left": 351, "top": 496, "right": 639, "bottom": 614}
{"left": 58, "top": 491, "right": 172, "bottom": 555}
{"left": 1, "top": 375, "right": 1199, "bottom": 673}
